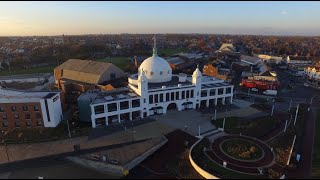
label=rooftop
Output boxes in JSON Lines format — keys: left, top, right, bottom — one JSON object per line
{"left": 0, "top": 89, "right": 60, "bottom": 103}
{"left": 84, "top": 88, "right": 140, "bottom": 105}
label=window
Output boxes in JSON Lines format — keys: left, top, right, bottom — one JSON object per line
{"left": 2, "top": 114, "right": 7, "bottom": 120}
{"left": 23, "top": 106, "right": 28, "bottom": 111}
{"left": 2, "top": 121, "right": 8, "bottom": 128}
{"left": 26, "top": 120, "right": 32, "bottom": 127}
{"left": 37, "top": 120, "right": 42, "bottom": 127}
{"left": 15, "top": 120, "right": 20, "bottom": 128}
{"left": 36, "top": 113, "right": 42, "bottom": 119}
{"left": 168, "top": 70, "right": 170, "bottom": 74}
{"left": 176, "top": 92, "right": 179, "bottom": 100}
{"left": 171, "top": 92, "right": 175, "bottom": 101}
{"left": 25, "top": 114, "right": 31, "bottom": 119}
{"left": 186, "top": 90, "right": 190, "bottom": 99}
{"left": 14, "top": 114, "right": 19, "bottom": 119}
{"left": 218, "top": 88, "right": 224, "bottom": 95}
{"left": 107, "top": 103, "right": 117, "bottom": 112}
{"left": 11, "top": 106, "right": 16, "bottom": 112}
{"left": 120, "top": 101, "right": 129, "bottom": 110}
{"left": 191, "top": 90, "right": 194, "bottom": 98}
{"left": 201, "top": 90, "right": 207, "bottom": 97}
{"left": 160, "top": 94, "right": 164, "bottom": 102}
{"left": 154, "top": 94, "right": 158, "bottom": 103}
{"left": 182, "top": 91, "right": 185, "bottom": 99}
{"left": 150, "top": 71, "right": 154, "bottom": 76}
{"left": 166, "top": 93, "right": 170, "bottom": 101}
{"left": 94, "top": 105, "right": 104, "bottom": 114}
{"left": 0, "top": 107, "right": 4, "bottom": 112}
{"left": 160, "top": 71, "right": 163, "bottom": 75}
{"left": 149, "top": 95, "right": 154, "bottom": 104}
{"left": 34, "top": 106, "right": 39, "bottom": 111}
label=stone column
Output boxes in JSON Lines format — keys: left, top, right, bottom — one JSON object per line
{"left": 206, "top": 99, "right": 209, "bottom": 107}
{"left": 129, "top": 112, "right": 132, "bottom": 121}
{"left": 90, "top": 106, "right": 96, "bottom": 128}
{"left": 105, "top": 117, "right": 108, "bottom": 126}
{"left": 118, "top": 114, "right": 120, "bottom": 123}
{"left": 215, "top": 98, "right": 218, "bottom": 106}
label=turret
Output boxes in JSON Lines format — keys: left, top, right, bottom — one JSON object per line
{"left": 138, "top": 69, "right": 148, "bottom": 96}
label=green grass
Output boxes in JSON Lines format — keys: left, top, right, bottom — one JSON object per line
{"left": 312, "top": 111, "right": 320, "bottom": 178}
{"left": 158, "top": 47, "right": 189, "bottom": 56}
{"left": 0, "top": 66, "right": 55, "bottom": 76}
{"left": 212, "top": 116, "right": 280, "bottom": 138}
{"left": 96, "top": 56, "right": 130, "bottom": 69}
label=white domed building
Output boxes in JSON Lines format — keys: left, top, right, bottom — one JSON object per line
{"left": 84, "top": 36, "right": 234, "bottom": 128}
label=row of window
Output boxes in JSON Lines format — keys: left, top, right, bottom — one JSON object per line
{"left": 0, "top": 105, "right": 40, "bottom": 112}
{"left": 200, "top": 87, "right": 232, "bottom": 97}
{"left": 143, "top": 70, "right": 170, "bottom": 76}
{"left": 94, "top": 99, "right": 141, "bottom": 114}
{"left": 1, "top": 119, "right": 42, "bottom": 128}
{"left": 1, "top": 113, "right": 42, "bottom": 120}
{"left": 149, "top": 90, "right": 195, "bottom": 104}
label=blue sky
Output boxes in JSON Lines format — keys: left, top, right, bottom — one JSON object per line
{"left": 0, "top": 1, "right": 319, "bottom": 36}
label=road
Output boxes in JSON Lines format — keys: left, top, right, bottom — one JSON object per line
{"left": 285, "top": 104, "right": 318, "bottom": 179}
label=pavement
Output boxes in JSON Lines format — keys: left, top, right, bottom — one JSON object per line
{"left": 0, "top": 120, "right": 174, "bottom": 165}
{"left": 154, "top": 109, "right": 216, "bottom": 137}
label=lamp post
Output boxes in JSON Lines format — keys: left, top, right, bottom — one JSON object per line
{"left": 288, "top": 98, "right": 292, "bottom": 112}
{"left": 247, "top": 88, "right": 250, "bottom": 97}
{"left": 271, "top": 99, "right": 275, "bottom": 116}
{"left": 214, "top": 109, "right": 217, "bottom": 121}
{"left": 66, "top": 119, "right": 71, "bottom": 138}
{"left": 294, "top": 104, "right": 300, "bottom": 126}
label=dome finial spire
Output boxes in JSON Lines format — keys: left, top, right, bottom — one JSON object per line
{"left": 152, "top": 34, "right": 157, "bottom": 57}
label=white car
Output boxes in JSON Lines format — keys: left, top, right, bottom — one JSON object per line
{"left": 304, "top": 83, "right": 310, "bottom": 87}
{"left": 251, "top": 88, "right": 258, "bottom": 92}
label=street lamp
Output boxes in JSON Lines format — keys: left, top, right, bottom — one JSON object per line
{"left": 271, "top": 99, "right": 275, "bottom": 116}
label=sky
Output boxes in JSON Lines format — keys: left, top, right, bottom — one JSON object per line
{"left": 0, "top": 1, "right": 320, "bottom": 36}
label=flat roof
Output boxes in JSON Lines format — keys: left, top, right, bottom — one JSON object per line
{"left": 0, "top": 89, "right": 59, "bottom": 103}
{"left": 89, "top": 90, "right": 140, "bottom": 105}
{"left": 148, "top": 75, "right": 193, "bottom": 90}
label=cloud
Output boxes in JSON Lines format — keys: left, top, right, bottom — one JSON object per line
{"left": 280, "top": 10, "right": 288, "bottom": 15}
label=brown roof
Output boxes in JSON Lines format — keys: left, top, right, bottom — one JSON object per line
{"left": 55, "top": 59, "right": 112, "bottom": 75}
{"left": 55, "top": 59, "right": 125, "bottom": 85}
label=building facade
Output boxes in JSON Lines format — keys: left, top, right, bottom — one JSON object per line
{"left": 83, "top": 38, "right": 234, "bottom": 128}
{"left": 0, "top": 89, "right": 63, "bottom": 130}
{"left": 304, "top": 64, "right": 320, "bottom": 87}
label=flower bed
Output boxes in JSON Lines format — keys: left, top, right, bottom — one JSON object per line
{"left": 221, "top": 139, "right": 263, "bottom": 161}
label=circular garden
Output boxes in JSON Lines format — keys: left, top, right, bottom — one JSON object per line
{"left": 220, "top": 138, "right": 264, "bottom": 161}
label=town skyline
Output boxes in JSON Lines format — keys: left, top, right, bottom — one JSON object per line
{"left": 1, "top": 1, "right": 320, "bottom": 36}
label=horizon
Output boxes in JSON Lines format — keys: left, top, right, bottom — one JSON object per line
{"left": 1, "top": 1, "right": 320, "bottom": 36}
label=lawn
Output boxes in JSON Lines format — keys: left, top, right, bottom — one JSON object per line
{"left": 211, "top": 116, "right": 280, "bottom": 138}
{"left": 158, "top": 47, "right": 189, "bottom": 56}
{"left": 1, "top": 122, "right": 91, "bottom": 144}
{"left": 0, "top": 66, "right": 55, "bottom": 76}
{"left": 312, "top": 111, "right": 320, "bottom": 178}
{"left": 96, "top": 56, "right": 131, "bottom": 69}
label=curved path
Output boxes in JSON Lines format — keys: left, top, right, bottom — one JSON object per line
{"left": 205, "top": 135, "right": 275, "bottom": 175}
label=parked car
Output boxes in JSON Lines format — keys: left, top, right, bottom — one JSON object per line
{"left": 304, "top": 83, "right": 310, "bottom": 87}
{"left": 251, "top": 88, "right": 258, "bottom": 92}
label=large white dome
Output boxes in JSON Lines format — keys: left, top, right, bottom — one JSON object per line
{"left": 138, "top": 55, "right": 172, "bottom": 83}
